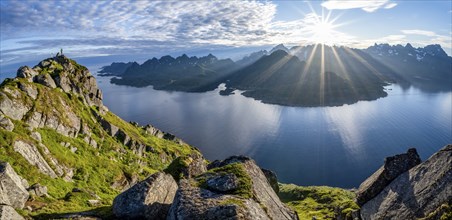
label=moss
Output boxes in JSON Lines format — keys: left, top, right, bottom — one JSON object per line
{"left": 278, "top": 183, "right": 359, "bottom": 220}
{"left": 164, "top": 155, "right": 193, "bottom": 181}
{"left": 218, "top": 198, "right": 246, "bottom": 208}
{"left": 195, "top": 162, "right": 253, "bottom": 199}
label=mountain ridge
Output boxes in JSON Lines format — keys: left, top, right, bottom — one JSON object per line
{"left": 100, "top": 43, "right": 451, "bottom": 106}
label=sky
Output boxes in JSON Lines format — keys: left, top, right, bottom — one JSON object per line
{"left": 0, "top": 0, "right": 451, "bottom": 70}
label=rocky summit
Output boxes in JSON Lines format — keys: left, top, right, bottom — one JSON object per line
{"left": 0, "top": 55, "right": 450, "bottom": 220}
{"left": 359, "top": 144, "right": 452, "bottom": 220}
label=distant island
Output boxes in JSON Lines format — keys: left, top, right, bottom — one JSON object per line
{"left": 99, "top": 43, "right": 452, "bottom": 107}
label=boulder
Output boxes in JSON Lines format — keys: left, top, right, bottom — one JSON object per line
{"left": 16, "top": 66, "right": 38, "bottom": 82}
{"left": 53, "top": 72, "right": 72, "bottom": 93}
{"left": 167, "top": 180, "right": 270, "bottom": 220}
{"left": 360, "top": 145, "right": 451, "bottom": 219}
{"left": 112, "top": 172, "right": 178, "bottom": 219}
{"left": 30, "top": 131, "right": 42, "bottom": 142}
{"left": 0, "top": 162, "right": 29, "bottom": 209}
{"left": 18, "top": 82, "right": 38, "bottom": 100}
{"left": 356, "top": 148, "right": 421, "bottom": 206}
{"left": 0, "top": 115, "right": 14, "bottom": 131}
{"left": 34, "top": 73, "right": 57, "bottom": 89}
{"left": 164, "top": 153, "right": 207, "bottom": 181}
{"left": 0, "top": 205, "right": 24, "bottom": 220}
{"left": 0, "top": 92, "right": 31, "bottom": 121}
{"left": 13, "top": 140, "right": 58, "bottom": 178}
{"left": 100, "top": 119, "right": 119, "bottom": 136}
{"left": 28, "top": 183, "right": 48, "bottom": 197}
{"left": 206, "top": 173, "right": 239, "bottom": 192}
{"left": 261, "top": 168, "right": 279, "bottom": 194}
{"left": 168, "top": 156, "right": 298, "bottom": 220}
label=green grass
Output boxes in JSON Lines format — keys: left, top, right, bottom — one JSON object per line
{"left": 278, "top": 183, "right": 359, "bottom": 220}
{"left": 0, "top": 56, "right": 199, "bottom": 218}
{"left": 218, "top": 198, "right": 246, "bottom": 208}
{"left": 164, "top": 155, "right": 193, "bottom": 181}
{"left": 195, "top": 162, "right": 253, "bottom": 199}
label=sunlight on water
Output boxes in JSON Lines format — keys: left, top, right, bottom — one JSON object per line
{"left": 97, "top": 75, "right": 451, "bottom": 188}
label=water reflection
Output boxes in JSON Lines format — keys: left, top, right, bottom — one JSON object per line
{"left": 96, "top": 75, "right": 452, "bottom": 188}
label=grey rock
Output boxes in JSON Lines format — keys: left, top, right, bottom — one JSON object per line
{"left": 261, "top": 168, "right": 279, "bottom": 194}
{"left": 18, "top": 82, "right": 38, "bottom": 100}
{"left": 0, "top": 92, "right": 31, "bottom": 121}
{"left": 16, "top": 66, "right": 38, "bottom": 82}
{"left": 110, "top": 174, "right": 138, "bottom": 192}
{"left": 144, "top": 124, "right": 185, "bottom": 144}
{"left": 0, "top": 162, "right": 29, "bottom": 209}
{"left": 28, "top": 183, "right": 48, "bottom": 197}
{"left": 356, "top": 148, "right": 421, "bottom": 206}
{"left": 53, "top": 72, "right": 72, "bottom": 93}
{"left": 31, "top": 131, "right": 42, "bottom": 142}
{"left": 87, "top": 199, "right": 101, "bottom": 207}
{"left": 34, "top": 73, "right": 57, "bottom": 88}
{"left": 83, "top": 136, "right": 97, "bottom": 148}
{"left": 165, "top": 153, "right": 207, "bottom": 181}
{"left": 13, "top": 140, "right": 57, "bottom": 178}
{"left": 167, "top": 180, "right": 270, "bottom": 220}
{"left": 0, "top": 205, "right": 24, "bottom": 220}
{"left": 168, "top": 156, "right": 298, "bottom": 220}
{"left": 113, "top": 172, "right": 178, "bottom": 219}
{"left": 360, "top": 145, "right": 451, "bottom": 219}
{"left": 70, "top": 146, "right": 78, "bottom": 153}
{"left": 0, "top": 115, "right": 14, "bottom": 131}
{"left": 100, "top": 119, "right": 119, "bottom": 136}
{"left": 206, "top": 173, "right": 239, "bottom": 192}
{"left": 116, "top": 129, "right": 131, "bottom": 146}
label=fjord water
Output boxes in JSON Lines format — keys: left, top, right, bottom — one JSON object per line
{"left": 98, "top": 75, "right": 451, "bottom": 188}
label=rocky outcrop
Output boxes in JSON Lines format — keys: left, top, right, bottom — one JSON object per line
{"left": 0, "top": 115, "right": 14, "bottom": 131}
{"left": 165, "top": 153, "right": 207, "bottom": 181}
{"left": 13, "top": 140, "right": 57, "bottom": 178}
{"left": 360, "top": 145, "right": 451, "bottom": 219}
{"left": 168, "top": 156, "right": 298, "bottom": 220}
{"left": 16, "top": 66, "right": 38, "bottom": 82}
{"left": 16, "top": 55, "right": 103, "bottom": 108}
{"left": 0, "top": 162, "right": 29, "bottom": 209}
{"left": 144, "top": 124, "right": 186, "bottom": 144}
{"left": 356, "top": 148, "right": 421, "bottom": 206}
{"left": 0, "top": 91, "right": 31, "bottom": 121}
{"left": 0, "top": 205, "right": 24, "bottom": 220}
{"left": 168, "top": 180, "right": 270, "bottom": 220}
{"left": 28, "top": 183, "right": 48, "bottom": 197}
{"left": 112, "top": 172, "right": 178, "bottom": 219}
{"left": 34, "top": 73, "right": 57, "bottom": 88}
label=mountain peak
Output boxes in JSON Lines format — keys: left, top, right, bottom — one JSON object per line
{"left": 15, "top": 54, "right": 103, "bottom": 107}
{"left": 270, "top": 44, "right": 290, "bottom": 54}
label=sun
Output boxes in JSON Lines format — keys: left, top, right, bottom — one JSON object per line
{"left": 311, "top": 20, "right": 335, "bottom": 44}
{"left": 301, "top": 4, "right": 345, "bottom": 45}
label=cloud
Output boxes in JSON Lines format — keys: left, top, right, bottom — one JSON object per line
{"left": 401, "top": 29, "right": 437, "bottom": 37}
{"left": 321, "top": 0, "right": 397, "bottom": 12}
{"left": 0, "top": 1, "right": 277, "bottom": 45}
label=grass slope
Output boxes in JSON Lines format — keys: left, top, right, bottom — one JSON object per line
{"left": 0, "top": 58, "right": 197, "bottom": 218}
{"left": 278, "top": 183, "right": 359, "bottom": 220}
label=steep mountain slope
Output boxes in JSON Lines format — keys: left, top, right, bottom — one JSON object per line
{"left": 0, "top": 55, "right": 198, "bottom": 218}
{"left": 109, "top": 54, "right": 239, "bottom": 92}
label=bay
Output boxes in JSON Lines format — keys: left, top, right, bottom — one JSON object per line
{"left": 96, "top": 74, "right": 452, "bottom": 188}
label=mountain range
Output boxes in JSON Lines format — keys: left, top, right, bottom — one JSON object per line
{"left": 100, "top": 43, "right": 452, "bottom": 106}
